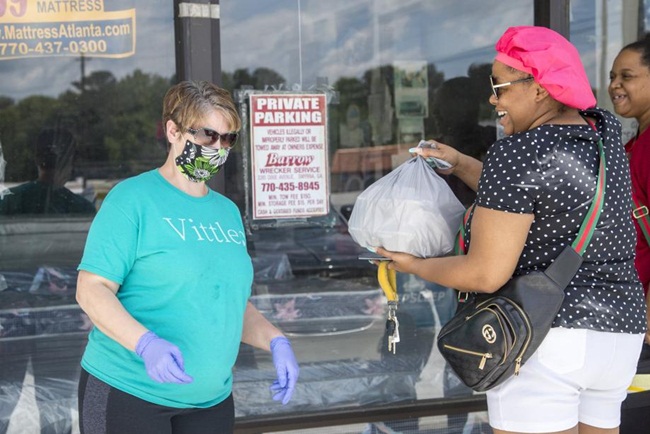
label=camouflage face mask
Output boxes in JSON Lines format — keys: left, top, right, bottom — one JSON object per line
{"left": 175, "top": 140, "right": 230, "bottom": 183}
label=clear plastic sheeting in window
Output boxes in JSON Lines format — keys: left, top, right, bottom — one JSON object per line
{"left": 0, "top": 268, "right": 87, "bottom": 434}
{"left": 1, "top": 260, "right": 475, "bottom": 430}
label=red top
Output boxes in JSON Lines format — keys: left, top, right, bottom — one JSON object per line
{"left": 626, "top": 127, "right": 650, "bottom": 295}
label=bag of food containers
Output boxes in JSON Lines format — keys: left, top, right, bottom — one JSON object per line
{"left": 348, "top": 156, "right": 465, "bottom": 258}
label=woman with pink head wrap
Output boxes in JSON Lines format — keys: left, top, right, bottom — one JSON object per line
{"left": 377, "top": 26, "right": 645, "bottom": 434}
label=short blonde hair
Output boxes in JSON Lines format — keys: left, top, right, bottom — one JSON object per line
{"left": 162, "top": 81, "right": 241, "bottom": 135}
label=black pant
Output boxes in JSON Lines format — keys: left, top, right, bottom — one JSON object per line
{"left": 78, "top": 370, "right": 234, "bottom": 434}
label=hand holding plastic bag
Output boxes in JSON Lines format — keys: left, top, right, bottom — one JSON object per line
{"left": 348, "top": 156, "right": 464, "bottom": 258}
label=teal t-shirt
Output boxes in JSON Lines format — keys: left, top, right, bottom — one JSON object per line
{"left": 78, "top": 169, "right": 253, "bottom": 408}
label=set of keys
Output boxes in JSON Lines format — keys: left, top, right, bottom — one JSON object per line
{"left": 386, "top": 301, "right": 400, "bottom": 354}
{"left": 377, "top": 261, "right": 400, "bottom": 354}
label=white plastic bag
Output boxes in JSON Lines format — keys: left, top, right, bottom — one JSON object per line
{"left": 348, "top": 156, "right": 465, "bottom": 258}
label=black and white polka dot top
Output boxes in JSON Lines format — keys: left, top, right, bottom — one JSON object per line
{"left": 466, "top": 107, "right": 646, "bottom": 334}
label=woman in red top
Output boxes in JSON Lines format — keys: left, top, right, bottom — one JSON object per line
{"left": 609, "top": 36, "right": 650, "bottom": 345}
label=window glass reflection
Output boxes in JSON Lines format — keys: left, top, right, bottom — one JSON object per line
{"left": 0, "top": 2, "right": 174, "bottom": 431}
{"left": 221, "top": 0, "right": 533, "bottom": 421}
{"left": 570, "top": 0, "right": 633, "bottom": 140}
{"left": 0, "top": 0, "right": 174, "bottom": 193}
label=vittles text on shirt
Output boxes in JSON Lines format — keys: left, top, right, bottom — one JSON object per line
{"left": 163, "top": 217, "right": 245, "bottom": 244}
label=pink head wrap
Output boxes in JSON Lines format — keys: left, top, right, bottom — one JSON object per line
{"left": 494, "top": 26, "right": 596, "bottom": 110}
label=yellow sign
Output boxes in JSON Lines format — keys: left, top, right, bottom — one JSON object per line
{"left": 0, "top": 0, "right": 136, "bottom": 60}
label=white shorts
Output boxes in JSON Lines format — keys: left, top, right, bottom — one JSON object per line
{"left": 486, "top": 328, "right": 644, "bottom": 433}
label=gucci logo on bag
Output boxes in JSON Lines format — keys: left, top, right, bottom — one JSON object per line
{"left": 482, "top": 324, "right": 496, "bottom": 344}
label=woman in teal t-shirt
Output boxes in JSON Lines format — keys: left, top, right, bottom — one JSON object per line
{"left": 76, "top": 81, "right": 299, "bottom": 434}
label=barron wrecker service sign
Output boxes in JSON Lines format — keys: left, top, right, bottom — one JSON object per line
{"left": 249, "top": 94, "right": 329, "bottom": 220}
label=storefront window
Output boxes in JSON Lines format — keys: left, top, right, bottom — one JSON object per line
{"left": 570, "top": 0, "right": 634, "bottom": 138}
{"left": 7, "top": 1, "right": 642, "bottom": 432}
{"left": 0, "top": 1, "right": 173, "bottom": 431}
{"left": 222, "top": 1, "right": 534, "bottom": 208}
{"left": 220, "top": 0, "right": 533, "bottom": 426}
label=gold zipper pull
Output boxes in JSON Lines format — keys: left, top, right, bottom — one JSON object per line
{"left": 479, "top": 353, "right": 493, "bottom": 370}
{"left": 514, "top": 357, "right": 522, "bottom": 375}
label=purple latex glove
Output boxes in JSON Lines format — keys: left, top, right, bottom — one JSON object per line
{"left": 135, "top": 331, "right": 193, "bottom": 384}
{"left": 270, "top": 336, "right": 299, "bottom": 405}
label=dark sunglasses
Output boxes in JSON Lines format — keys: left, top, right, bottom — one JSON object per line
{"left": 489, "top": 75, "right": 534, "bottom": 99}
{"left": 187, "top": 127, "right": 238, "bottom": 148}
